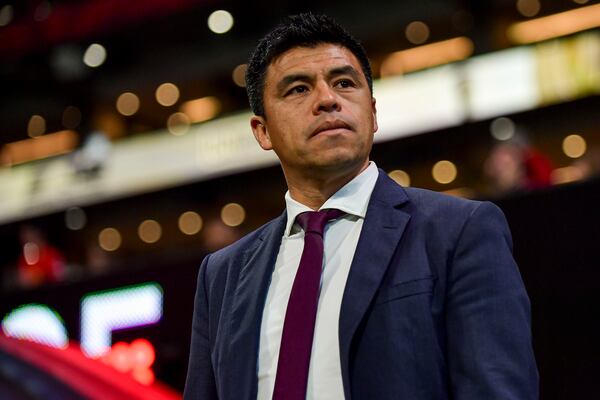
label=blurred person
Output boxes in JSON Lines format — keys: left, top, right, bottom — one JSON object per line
{"left": 484, "top": 134, "right": 554, "bottom": 196}
{"left": 522, "top": 146, "right": 553, "bottom": 190}
{"left": 17, "top": 225, "right": 65, "bottom": 287}
{"left": 484, "top": 142, "right": 527, "bottom": 195}
{"left": 72, "top": 129, "right": 111, "bottom": 178}
{"left": 185, "top": 13, "right": 538, "bottom": 400}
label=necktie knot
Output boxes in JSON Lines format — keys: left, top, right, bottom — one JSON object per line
{"left": 295, "top": 209, "right": 346, "bottom": 236}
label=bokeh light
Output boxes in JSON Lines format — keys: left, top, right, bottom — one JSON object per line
{"left": 517, "top": 0, "right": 541, "bottom": 17}
{"left": 178, "top": 211, "right": 203, "bottom": 235}
{"left": 221, "top": 203, "right": 245, "bottom": 227}
{"left": 110, "top": 342, "right": 133, "bottom": 373}
{"left": 83, "top": 43, "right": 107, "bottom": 68}
{"left": 130, "top": 338, "right": 156, "bottom": 368}
{"left": 132, "top": 366, "right": 155, "bottom": 386}
{"left": 99, "top": 228, "right": 122, "bottom": 251}
{"left": 138, "top": 220, "right": 162, "bottom": 244}
{"left": 167, "top": 112, "right": 191, "bottom": 136}
{"left": 65, "top": 206, "right": 87, "bottom": 231}
{"left": 116, "top": 92, "right": 140, "bottom": 116}
{"left": 232, "top": 64, "right": 247, "bottom": 87}
{"left": 155, "top": 83, "right": 180, "bottom": 106}
{"left": 432, "top": 160, "right": 458, "bottom": 184}
{"left": 208, "top": 10, "right": 234, "bottom": 34}
{"left": 388, "top": 170, "right": 411, "bottom": 187}
{"left": 28, "top": 115, "right": 46, "bottom": 137}
{"left": 490, "top": 117, "right": 516, "bottom": 141}
{"left": 23, "top": 242, "right": 40, "bottom": 265}
{"left": 562, "top": 134, "right": 586, "bottom": 158}
{"left": 405, "top": 21, "right": 430, "bottom": 44}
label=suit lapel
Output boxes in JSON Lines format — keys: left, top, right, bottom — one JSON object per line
{"left": 339, "top": 171, "right": 411, "bottom": 399}
{"left": 225, "top": 212, "right": 286, "bottom": 400}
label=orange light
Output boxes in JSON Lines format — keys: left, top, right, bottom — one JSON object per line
{"left": 507, "top": 3, "right": 600, "bottom": 44}
{"left": 232, "top": 64, "right": 247, "bottom": 87}
{"left": 1, "top": 130, "right": 78, "bottom": 166}
{"left": 180, "top": 96, "right": 221, "bottom": 123}
{"left": 380, "top": 37, "right": 474, "bottom": 77}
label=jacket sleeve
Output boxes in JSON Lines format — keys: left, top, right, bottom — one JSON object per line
{"left": 446, "top": 201, "right": 539, "bottom": 399}
{"left": 184, "top": 255, "right": 218, "bottom": 399}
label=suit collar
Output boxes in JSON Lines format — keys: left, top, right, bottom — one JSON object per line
{"left": 339, "top": 170, "right": 411, "bottom": 399}
{"left": 282, "top": 161, "right": 379, "bottom": 236}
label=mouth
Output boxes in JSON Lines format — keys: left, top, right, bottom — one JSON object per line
{"left": 311, "top": 120, "right": 353, "bottom": 137}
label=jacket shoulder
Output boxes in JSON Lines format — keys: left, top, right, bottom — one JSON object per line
{"left": 404, "top": 186, "right": 480, "bottom": 213}
{"left": 400, "top": 186, "right": 509, "bottom": 238}
{"left": 202, "top": 213, "right": 284, "bottom": 273}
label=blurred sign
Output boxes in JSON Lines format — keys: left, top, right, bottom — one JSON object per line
{"left": 465, "top": 46, "right": 539, "bottom": 120}
{"left": 374, "top": 65, "right": 466, "bottom": 142}
{"left": 1, "top": 282, "right": 163, "bottom": 359}
{"left": 536, "top": 31, "right": 600, "bottom": 105}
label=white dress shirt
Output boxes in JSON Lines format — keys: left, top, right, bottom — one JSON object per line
{"left": 257, "top": 162, "right": 379, "bottom": 400}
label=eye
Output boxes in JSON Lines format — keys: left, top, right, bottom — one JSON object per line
{"left": 286, "top": 85, "right": 308, "bottom": 96}
{"left": 335, "top": 79, "right": 355, "bottom": 89}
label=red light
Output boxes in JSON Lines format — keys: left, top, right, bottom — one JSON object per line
{"left": 102, "top": 339, "right": 157, "bottom": 383}
{"left": 130, "top": 338, "right": 155, "bottom": 368}
{"left": 109, "top": 341, "right": 133, "bottom": 372}
{"left": 132, "top": 366, "right": 155, "bottom": 385}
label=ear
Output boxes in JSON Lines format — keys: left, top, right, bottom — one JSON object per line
{"left": 250, "top": 115, "right": 273, "bottom": 150}
{"left": 371, "top": 97, "right": 378, "bottom": 134}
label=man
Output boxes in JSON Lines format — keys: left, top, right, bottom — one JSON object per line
{"left": 185, "top": 13, "right": 538, "bottom": 400}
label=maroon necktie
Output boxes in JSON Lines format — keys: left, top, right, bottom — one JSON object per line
{"left": 272, "top": 209, "right": 346, "bottom": 400}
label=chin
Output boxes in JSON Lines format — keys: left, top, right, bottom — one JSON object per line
{"left": 310, "top": 153, "right": 367, "bottom": 173}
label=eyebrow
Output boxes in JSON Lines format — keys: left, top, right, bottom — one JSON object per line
{"left": 275, "top": 65, "right": 363, "bottom": 95}
{"left": 327, "top": 65, "right": 362, "bottom": 83}
{"left": 276, "top": 73, "right": 312, "bottom": 95}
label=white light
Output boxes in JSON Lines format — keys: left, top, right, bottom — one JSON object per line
{"left": 83, "top": 43, "right": 107, "bottom": 68}
{"left": 490, "top": 117, "right": 516, "bottom": 141}
{"left": 23, "top": 242, "right": 40, "bottom": 265}
{"left": 2, "top": 304, "right": 68, "bottom": 349}
{"left": 208, "top": 10, "right": 234, "bottom": 34}
{"left": 80, "top": 283, "right": 163, "bottom": 358}
{"left": 65, "top": 206, "right": 87, "bottom": 230}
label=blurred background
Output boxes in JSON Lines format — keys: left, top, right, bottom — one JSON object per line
{"left": 0, "top": 0, "right": 599, "bottom": 398}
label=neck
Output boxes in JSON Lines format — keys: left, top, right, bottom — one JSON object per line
{"left": 284, "top": 160, "right": 370, "bottom": 210}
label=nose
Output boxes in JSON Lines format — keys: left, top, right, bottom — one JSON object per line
{"left": 312, "top": 82, "right": 340, "bottom": 115}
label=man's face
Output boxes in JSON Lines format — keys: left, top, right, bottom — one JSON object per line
{"left": 251, "top": 44, "right": 377, "bottom": 178}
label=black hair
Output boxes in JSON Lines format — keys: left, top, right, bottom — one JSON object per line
{"left": 245, "top": 13, "right": 373, "bottom": 117}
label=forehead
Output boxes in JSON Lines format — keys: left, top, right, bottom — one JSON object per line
{"left": 265, "top": 44, "right": 363, "bottom": 84}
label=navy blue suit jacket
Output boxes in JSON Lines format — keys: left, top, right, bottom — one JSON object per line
{"left": 184, "top": 170, "right": 538, "bottom": 399}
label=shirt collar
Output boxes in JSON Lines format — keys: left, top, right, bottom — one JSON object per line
{"left": 283, "top": 161, "right": 379, "bottom": 237}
